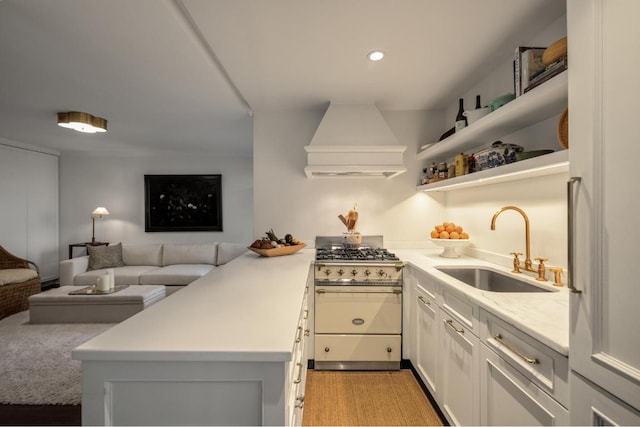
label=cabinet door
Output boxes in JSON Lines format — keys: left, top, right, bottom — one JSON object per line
{"left": 570, "top": 371, "right": 640, "bottom": 426}
{"left": 415, "top": 286, "right": 439, "bottom": 396}
{"left": 568, "top": 0, "right": 640, "bottom": 412}
{"left": 439, "top": 308, "right": 479, "bottom": 426}
{"left": 481, "top": 345, "right": 568, "bottom": 426}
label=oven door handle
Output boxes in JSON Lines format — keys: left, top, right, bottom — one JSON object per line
{"left": 316, "top": 289, "right": 402, "bottom": 294}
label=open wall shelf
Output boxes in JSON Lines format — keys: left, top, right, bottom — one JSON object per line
{"left": 417, "top": 71, "right": 568, "bottom": 161}
{"left": 417, "top": 149, "right": 568, "bottom": 192}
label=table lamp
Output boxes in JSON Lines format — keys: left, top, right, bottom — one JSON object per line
{"left": 91, "top": 207, "right": 109, "bottom": 243}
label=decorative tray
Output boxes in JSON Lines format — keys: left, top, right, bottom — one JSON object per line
{"left": 247, "top": 243, "right": 307, "bottom": 257}
{"left": 68, "top": 284, "right": 129, "bottom": 295}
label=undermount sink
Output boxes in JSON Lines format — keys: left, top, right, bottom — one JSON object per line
{"left": 435, "top": 266, "right": 553, "bottom": 293}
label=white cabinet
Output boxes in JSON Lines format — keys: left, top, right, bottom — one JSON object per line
{"left": 481, "top": 345, "right": 568, "bottom": 426}
{"left": 568, "top": 0, "right": 640, "bottom": 422}
{"left": 438, "top": 307, "right": 480, "bottom": 426}
{"left": 480, "top": 310, "right": 568, "bottom": 426}
{"left": 0, "top": 143, "right": 59, "bottom": 281}
{"left": 287, "top": 285, "right": 310, "bottom": 426}
{"left": 415, "top": 285, "right": 439, "bottom": 396}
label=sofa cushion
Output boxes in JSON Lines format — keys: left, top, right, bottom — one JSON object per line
{"left": 74, "top": 266, "right": 161, "bottom": 286}
{"left": 87, "top": 243, "right": 124, "bottom": 270}
{"left": 216, "top": 242, "right": 247, "bottom": 266}
{"left": 0, "top": 269, "right": 38, "bottom": 286}
{"left": 122, "top": 244, "right": 163, "bottom": 266}
{"left": 162, "top": 243, "right": 217, "bottom": 266}
{"left": 139, "top": 264, "right": 214, "bottom": 286}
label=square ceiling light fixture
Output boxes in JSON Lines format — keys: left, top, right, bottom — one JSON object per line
{"left": 57, "top": 111, "right": 107, "bottom": 133}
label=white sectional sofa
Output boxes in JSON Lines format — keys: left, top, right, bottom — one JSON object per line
{"left": 60, "top": 242, "right": 247, "bottom": 295}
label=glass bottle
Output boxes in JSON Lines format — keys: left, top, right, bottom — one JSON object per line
{"left": 475, "top": 95, "right": 481, "bottom": 109}
{"left": 455, "top": 98, "right": 467, "bottom": 132}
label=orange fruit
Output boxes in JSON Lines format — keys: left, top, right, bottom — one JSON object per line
{"left": 435, "top": 225, "right": 445, "bottom": 233}
{"left": 460, "top": 232, "right": 469, "bottom": 239}
{"left": 450, "top": 231, "right": 460, "bottom": 239}
{"left": 445, "top": 224, "right": 455, "bottom": 233}
{"left": 430, "top": 230, "right": 440, "bottom": 238}
{"left": 454, "top": 225, "right": 463, "bottom": 234}
{"left": 439, "top": 231, "right": 450, "bottom": 239}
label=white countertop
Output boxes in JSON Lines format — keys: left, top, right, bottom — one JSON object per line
{"left": 73, "top": 249, "right": 315, "bottom": 363}
{"left": 395, "top": 248, "right": 569, "bottom": 356}
{"left": 73, "top": 247, "right": 568, "bottom": 363}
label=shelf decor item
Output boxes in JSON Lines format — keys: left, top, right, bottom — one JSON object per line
{"left": 557, "top": 107, "right": 568, "bottom": 149}
{"left": 474, "top": 141, "right": 524, "bottom": 171}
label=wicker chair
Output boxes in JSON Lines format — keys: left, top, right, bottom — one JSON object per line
{"left": 0, "top": 245, "right": 41, "bottom": 320}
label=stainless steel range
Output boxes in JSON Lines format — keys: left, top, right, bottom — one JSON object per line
{"left": 313, "top": 235, "right": 403, "bottom": 370}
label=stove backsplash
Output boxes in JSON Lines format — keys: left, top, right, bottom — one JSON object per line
{"left": 315, "top": 235, "right": 384, "bottom": 249}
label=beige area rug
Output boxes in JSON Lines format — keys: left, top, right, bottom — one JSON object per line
{"left": 0, "top": 311, "right": 114, "bottom": 405}
{"left": 302, "top": 370, "right": 444, "bottom": 426}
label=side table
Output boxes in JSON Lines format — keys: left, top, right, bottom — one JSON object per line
{"left": 68, "top": 242, "right": 109, "bottom": 259}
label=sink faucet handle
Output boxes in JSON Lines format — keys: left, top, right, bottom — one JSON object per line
{"left": 510, "top": 252, "right": 523, "bottom": 273}
{"left": 549, "top": 267, "right": 564, "bottom": 287}
{"left": 535, "top": 257, "right": 548, "bottom": 281}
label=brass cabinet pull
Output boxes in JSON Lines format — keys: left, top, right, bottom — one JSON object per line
{"left": 494, "top": 334, "right": 539, "bottom": 365}
{"left": 293, "top": 362, "right": 304, "bottom": 384}
{"left": 445, "top": 319, "right": 464, "bottom": 334}
{"left": 417, "top": 295, "right": 431, "bottom": 306}
{"left": 567, "top": 177, "right": 582, "bottom": 294}
{"left": 295, "top": 326, "right": 303, "bottom": 343}
{"left": 303, "top": 309, "right": 309, "bottom": 320}
{"left": 295, "top": 394, "right": 305, "bottom": 409}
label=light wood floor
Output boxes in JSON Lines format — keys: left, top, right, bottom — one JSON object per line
{"left": 302, "top": 370, "right": 444, "bottom": 426}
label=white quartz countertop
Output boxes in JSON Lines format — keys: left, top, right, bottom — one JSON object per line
{"left": 74, "top": 246, "right": 568, "bottom": 364}
{"left": 73, "top": 249, "right": 315, "bottom": 363}
{"left": 395, "top": 249, "right": 569, "bottom": 356}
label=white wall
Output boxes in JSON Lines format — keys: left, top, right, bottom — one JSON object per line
{"left": 59, "top": 151, "right": 253, "bottom": 260}
{"left": 253, "top": 109, "right": 446, "bottom": 248}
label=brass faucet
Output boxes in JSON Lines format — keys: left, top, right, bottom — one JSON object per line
{"left": 490, "top": 206, "right": 537, "bottom": 274}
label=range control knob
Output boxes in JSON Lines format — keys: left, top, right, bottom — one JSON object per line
{"left": 378, "top": 269, "right": 386, "bottom": 277}
{"left": 364, "top": 269, "right": 371, "bottom": 277}
{"left": 324, "top": 269, "right": 331, "bottom": 276}
{"left": 351, "top": 269, "right": 358, "bottom": 277}
{"left": 337, "top": 269, "right": 344, "bottom": 276}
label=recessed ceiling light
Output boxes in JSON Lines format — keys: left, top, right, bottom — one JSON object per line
{"left": 367, "top": 51, "right": 384, "bottom": 61}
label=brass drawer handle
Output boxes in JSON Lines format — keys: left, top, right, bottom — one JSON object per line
{"left": 494, "top": 334, "right": 539, "bottom": 365}
{"left": 295, "top": 326, "right": 303, "bottom": 343}
{"left": 445, "top": 319, "right": 464, "bottom": 334}
{"left": 293, "top": 362, "right": 304, "bottom": 384}
{"left": 417, "top": 295, "right": 431, "bottom": 306}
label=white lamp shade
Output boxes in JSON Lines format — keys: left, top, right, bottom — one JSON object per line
{"left": 92, "top": 207, "right": 110, "bottom": 217}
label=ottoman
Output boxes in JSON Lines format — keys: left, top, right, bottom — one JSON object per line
{"left": 28, "top": 285, "right": 166, "bottom": 324}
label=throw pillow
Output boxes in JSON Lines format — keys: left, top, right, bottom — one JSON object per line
{"left": 87, "top": 243, "right": 124, "bottom": 270}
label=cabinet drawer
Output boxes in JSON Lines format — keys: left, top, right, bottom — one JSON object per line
{"left": 480, "top": 309, "right": 568, "bottom": 407}
{"left": 442, "top": 287, "right": 478, "bottom": 336}
{"left": 414, "top": 268, "right": 440, "bottom": 302}
{"left": 315, "top": 334, "right": 401, "bottom": 362}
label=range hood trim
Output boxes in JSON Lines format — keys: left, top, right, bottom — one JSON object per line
{"left": 304, "top": 165, "right": 407, "bottom": 179}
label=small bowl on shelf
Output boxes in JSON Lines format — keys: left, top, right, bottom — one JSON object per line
{"left": 429, "top": 238, "right": 471, "bottom": 258}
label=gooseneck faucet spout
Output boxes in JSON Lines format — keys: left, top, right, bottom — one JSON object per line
{"left": 490, "top": 205, "right": 535, "bottom": 273}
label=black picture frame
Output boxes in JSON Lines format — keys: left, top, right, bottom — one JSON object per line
{"left": 144, "top": 174, "right": 222, "bottom": 232}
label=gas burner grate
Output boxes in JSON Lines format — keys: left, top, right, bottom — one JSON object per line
{"left": 315, "top": 247, "right": 399, "bottom": 262}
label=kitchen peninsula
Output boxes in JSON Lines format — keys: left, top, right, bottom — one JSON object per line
{"left": 74, "top": 247, "right": 568, "bottom": 426}
{"left": 73, "top": 249, "right": 315, "bottom": 426}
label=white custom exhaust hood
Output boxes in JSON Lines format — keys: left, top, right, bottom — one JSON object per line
{"left": 304, "top": 103, "right": 407, "bottom": 178}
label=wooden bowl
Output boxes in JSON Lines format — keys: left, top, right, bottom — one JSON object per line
{"left": 247, "top": 243, "right": 307, "bottom": 257}
{"left": 543, "top": 37, "right": 567, "bottom": 66}
{"left": 557, "top": 107, "right": 568, "bottom": 149}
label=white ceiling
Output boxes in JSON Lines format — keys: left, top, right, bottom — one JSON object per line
{"left": 0, "top": 0, "right": 565, "bottom": 156}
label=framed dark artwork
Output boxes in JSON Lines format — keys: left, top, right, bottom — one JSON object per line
{"left": 144, "top": 174, "right": 222, "bottom": 232}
